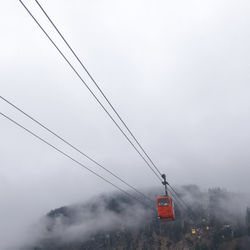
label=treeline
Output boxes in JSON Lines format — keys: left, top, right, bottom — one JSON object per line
{"left": 29, "top": 186, "right": 250, "bottom": 250}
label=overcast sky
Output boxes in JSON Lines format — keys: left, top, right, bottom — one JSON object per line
{"left": 1, "top": 0, "right": 250, "bottom": 249}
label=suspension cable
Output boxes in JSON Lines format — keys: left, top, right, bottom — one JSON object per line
{"left": 168, "top": 189, "right": 186, "bottom": 212}
{"left": 0, "top": 95, "right": 153, "bottom": 203}
{"left": 34, "top": 0, "right": 163, "bottom": 178}
{"left": 169, "top": 185, "right": 192, "bottom": 211}
{"left": 20, "top": 2, "right": 190, "bottom": 213}
{"left": 19, "top": 0, "right": 162, "bottom": 182}
{"left": 0, "top": 112, "right": 155, "bottom": 211}
{"left": 168, "top": 184, "right": 195, "bottom": 219}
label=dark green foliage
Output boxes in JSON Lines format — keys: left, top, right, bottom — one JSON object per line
{"left": 246, "top": 207, "right": 250, "bottom": 236}
{"left": 195, "top": 244, "right": 209, "bottom": 250}
{"left": 29, "top": 187, "right": 250, "bottom": 250}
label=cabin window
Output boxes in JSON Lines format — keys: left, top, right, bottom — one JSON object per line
{"left": 158, "top": 198, "right": 170, "bottom": 206}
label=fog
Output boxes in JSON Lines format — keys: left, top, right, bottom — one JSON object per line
{"left": 15, "top": 193, "right": 153, "bottom": 249}
{"left": 14, "top": 187, "right": 250, "bottom": 249}
{"left": 1, "top": 0, "right": 250, "bottom": 249}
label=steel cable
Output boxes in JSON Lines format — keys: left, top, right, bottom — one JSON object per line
{"left": 19, "top": 0, "right": 162, "bottom": 182}
{"left": 0, "top": 95, "right": 154, "bottom": 203}
{"left": 34, "top": 0, "right": 163, "bottom": 178}
{"left": 0, "top": 112, "right": 155, "bottom": 211}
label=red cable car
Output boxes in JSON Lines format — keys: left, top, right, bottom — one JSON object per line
{"left": 156, "top": 174, "right": 175, "bottom": 221}
{"left": 157, "top": 195, "right": 175, "bottom": 221}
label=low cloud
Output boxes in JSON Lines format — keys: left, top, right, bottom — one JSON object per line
{"left": 19, "top": 192, "right": 153, "bottom": 249}
{"left": 14, "top": 185, "right": 250, "bottom": 250}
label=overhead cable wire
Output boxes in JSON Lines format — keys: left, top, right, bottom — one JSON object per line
{"left": 20, "top": 2, "right": 190, "bottom": 214}
{"left": 19, "top": 0, "right": 162, "bottom": 183}
{"left": 168, "top": 189, "right": 186, "bottom": 212}
{"left": 168, "top": 184, "right": 195, "bottom": 220}
{"left": 169, "top": 185, "right": 193, "bottom": 211}
{"left": 34, "top": 0, "right": 163, "bottom": 178}
{"left": 21, "top": 2, "right": 189, "bottom": 212}
{"left": 0, "top": 111, "right": 155, "bottom": 211}
{"left": 0, "top": 95, "right": 154, "bottom": 203}
{"left": 163, "top": 187, "right": 194, "bottom": 223}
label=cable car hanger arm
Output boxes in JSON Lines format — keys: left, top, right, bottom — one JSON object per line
{"left": 161, "top": 174, "right": 169, "bottom": 196}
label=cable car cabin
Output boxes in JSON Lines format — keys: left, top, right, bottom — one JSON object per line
{"left": 156, "top": 196, "right": 175, "bottom": 221}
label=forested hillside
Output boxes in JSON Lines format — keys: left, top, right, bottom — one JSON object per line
{"left": 25, "top": 186, "right": 250, "bottom": 250}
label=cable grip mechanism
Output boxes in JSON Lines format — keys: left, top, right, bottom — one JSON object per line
{"left": 161, "top": 174, "right": 169, "bottom": 196}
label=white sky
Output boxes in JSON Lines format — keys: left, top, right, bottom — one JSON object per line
{"left": 1, "top": 0, "right": 250, "bottom": 249}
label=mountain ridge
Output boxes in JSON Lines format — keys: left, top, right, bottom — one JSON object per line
{"left": 24, "top": 185, "right": 250, "bottom": 250}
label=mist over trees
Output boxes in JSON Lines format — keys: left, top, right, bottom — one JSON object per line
{"left": 20, "top": 185, "right": 250, "bottom": 250}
